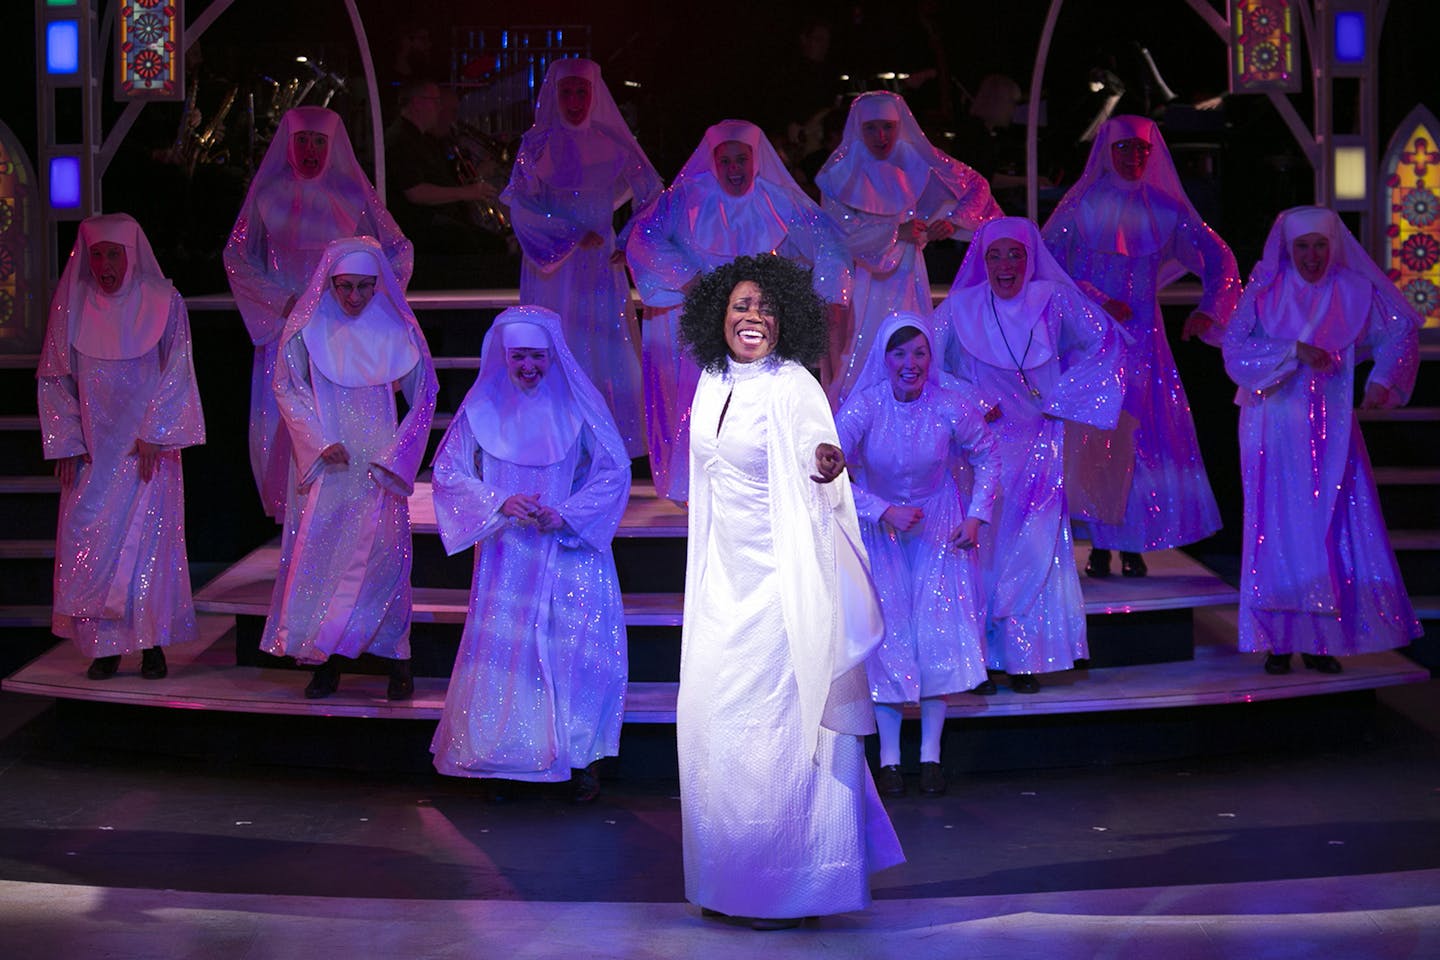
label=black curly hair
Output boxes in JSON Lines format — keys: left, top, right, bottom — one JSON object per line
{"left": 678, "top": 254, "right": 828, "bottom": 373}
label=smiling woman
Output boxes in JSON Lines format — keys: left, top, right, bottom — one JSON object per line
{"left": 675, "top": 254, "right": 903, "bottom": 929}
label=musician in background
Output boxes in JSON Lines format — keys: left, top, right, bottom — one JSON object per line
{"left": 385, "top": 80, "right": 498, "bottom": 288}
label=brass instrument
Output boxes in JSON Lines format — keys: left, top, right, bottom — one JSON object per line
{"left": 448, "top": 120, "right": 512, "bottom": 235}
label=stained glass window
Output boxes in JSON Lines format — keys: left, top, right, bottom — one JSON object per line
{"left": 1382, "top": 105, "right": 1440, "bottom": 328}
{"left": 0, "top": 121, "right": 41, "bottom": 351}
{"left": 117, "top": 0, "right": 184, "bottom": 101}
{"left": 1229, "top": 0, "right": 1301, "bottom": 94}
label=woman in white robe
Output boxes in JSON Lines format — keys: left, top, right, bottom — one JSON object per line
{"left": 817, "top": 92, "right": 1001, "bottom": 404}
{"left": 935, "top": 218, "right": 1123, "bottom": 692}
{"left": 677, "top": 254, "right": 902, "bottom": 928}
{"left": 628, "top": 120, "right": 852, "bottom": 502}
{"left": 261, "top": 237, "right": 436, "bottom": 699}
{"left": 429, "top": 306, "right": 630, "bottom": 802}
{"left": 1042, "top": 115, "right": 1239, "bottom": 577}
{"left": 225, "top": 106, "right": 413, "bottom": 520}
{"left": 1221, "top": 206, "right": 1421, "bottom": 673}
{"left": 836, "top": 312, "right": 999, "bottom": 796}
{"left": 39, "top": 214, "right": 205, "bottom": 680}
{"left": 502, "top": 58, "right": 662, "bottom": 457}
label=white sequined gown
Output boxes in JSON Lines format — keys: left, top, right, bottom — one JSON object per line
{"left": 1044, "top": 191, "right": 1239, "bottom": 551}
{"left": 836, "top": 381, "right": 999, "bottom": 701}
{"left": 39, "top": 292, "right": 205, "bottom": 656}
{"left": 260, "top": 331, "right": 436, "bottom": 664}
{"left": 939, "top": 287, "right": 1123, "bottom": 675}
{"left": 429, "top": 416, "right": 630, "bottom": 781}
{"left": 678, "top": 358, "right": 903, "bottom": 919}
{"left": 1223, "top": 286, "right": 1421, "bottom": 655}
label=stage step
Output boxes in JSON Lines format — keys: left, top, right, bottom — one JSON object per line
{"left": 0, "top": 605, "right": 51, "bottom": 627}
{"left": 3, "top": 628, "right": 1425, "bottom": 723}
{"left": 0, "top": 540, "right": 55, "bottom": 559}
{"left": 1391, "top": 530, "right": 1440, "bottom": 551}
{"left": 1374, "top": 466, "right": 1440, "bottom": 485}
{"left": 1358, "top": 405, "right": 1440, "bottom": 422}
{"left": 195, "top": 542, "right": 1239, "bottom": 623}
{"left": 0, "top": 476, "right": 59, "bottom": 494}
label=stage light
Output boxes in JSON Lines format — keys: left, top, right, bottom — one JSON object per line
{"left": 46, "top": 0, "right": 78, "bottom": 6}
{"left": 1334, "top": 12, "right": 1366, "bottom": 64}
{"left": 46, "top": 20, "right": 80, "bottom": 76}
{"left": 49, "top": 156, "right": 81, "bottom": 208}
{"left": 1334, "top": 145, "right": 1367, "bottom": 201}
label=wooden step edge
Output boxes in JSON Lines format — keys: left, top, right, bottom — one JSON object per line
{"left": 0, "top": 605, "right": 52, "bottom": 628}
{"left": 1389, "top": 530, "right": 1440, "bottom": 551}
{"left": 1358, "top": 405, "right": 1440, "bottom": 422}
{"left": 1408, "top": 595, "right": 1440, "bottom": 620}
{"left": 0, "top": 476, "right": 60, "bottom": 494}
{"left": 1373, "top": 466, "right": 1440, "bottom": 485}
{"left": 0, "top": 540, "right": 56, "bottom": 559}
{"left": 0, "top": 415, "right": 41, "bottom": 430}
{"left": 0, "top": 355, "right": 39, "bottom": 370}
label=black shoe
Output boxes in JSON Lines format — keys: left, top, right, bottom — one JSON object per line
{"left": 482, "top": 779, "right": 512, "bottom": 803}
{"left": 387, "top": 659, "right": 414, "bottom": 701}
{"left": 877, "top": 764, "right": 905, "bottom": 797}
{"left": 750, "top": 917, "right": 803, "bottom": 930}
{"left": 1301, "top": 653, "right": 1342, "bottom": 674}
{"left": 304, "top": 658, "right": 340, "bottom": 699}
{"left": 570, "top": 763, "right": 601, "bottom": 804}
{"left": 1010, "top": 673, "right": 1041, "bottom": 694}
{"left": 140, "top": 647, "right": 168, "bottom": 680}
{"left": 1264, "top": 653, "right": 1292, "bottom": 675}
{"left": 919, "top": 761, "right": 947, "bottom": 796}
{"left": 1120, "top": 551, "right": 1148, "bottom": 577}
{"left": 970, "top": 678, "right": 998, "bottom": 696}
{"left": 1085, "top": 548, "right": 1113, "bottom": 578}
{"left": 86, "top": 655, "right": 120, "bottom": 680}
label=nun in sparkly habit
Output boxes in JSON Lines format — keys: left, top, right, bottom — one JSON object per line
{"left": 502, "top": 58, "right": 662, "bottom": 457}
{"left": 627, "top": 119, "right": 852, "bottom": 502}
{"left": 429, "top": 306, "right": 630, "bottom": 803}
{"left": 225, "top": 106, "right": 413, "bottom": 520}
{"left": 1221, "top": 206, "right": 1421, "bottom": 674}
{"left": 817, "top": 92, "right": 1002, "bottom": 404}
{"left": 260, "top": 237, "right": 436, "bottom": 700}
{"left": 39, "top": 213, "right": 205, "bottom": 681}
{"left": 836, "top": 311, "right": 999, "bottom": 797}
{"left": 676, "top": 255, "right": 901, "bottom": 929}
{"left": 1042, "top": 115, "right": 1239, "bottom": 577}
{"left": 935, "top": 218, "right": 1123, "bottom": 693}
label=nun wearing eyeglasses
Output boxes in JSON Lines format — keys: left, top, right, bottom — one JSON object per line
{"left": 1221, "top": 206, "right": 1421, "bottom": 676}
{"left": 935, "top": 217, "right": 1122, "bottom": 694}
{"left": 39, "top": 213, "right": 205, "bottom": 681}
{"left": 260, "top": 237, "right": 436, "bottom": 701}
{"left": 225, "top": 106, "right": 413, "bottom": 521}
{"left": 502, "top": 59, "right": 662, "bottom": 458}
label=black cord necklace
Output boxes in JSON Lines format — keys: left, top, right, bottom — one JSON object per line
{"left": 990, "top": 290, "right": 1042, "bottom": 399}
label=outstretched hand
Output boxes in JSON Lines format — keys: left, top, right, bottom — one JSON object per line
{"left": 812, "top": 443, "right": 845, "bottom": 484}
